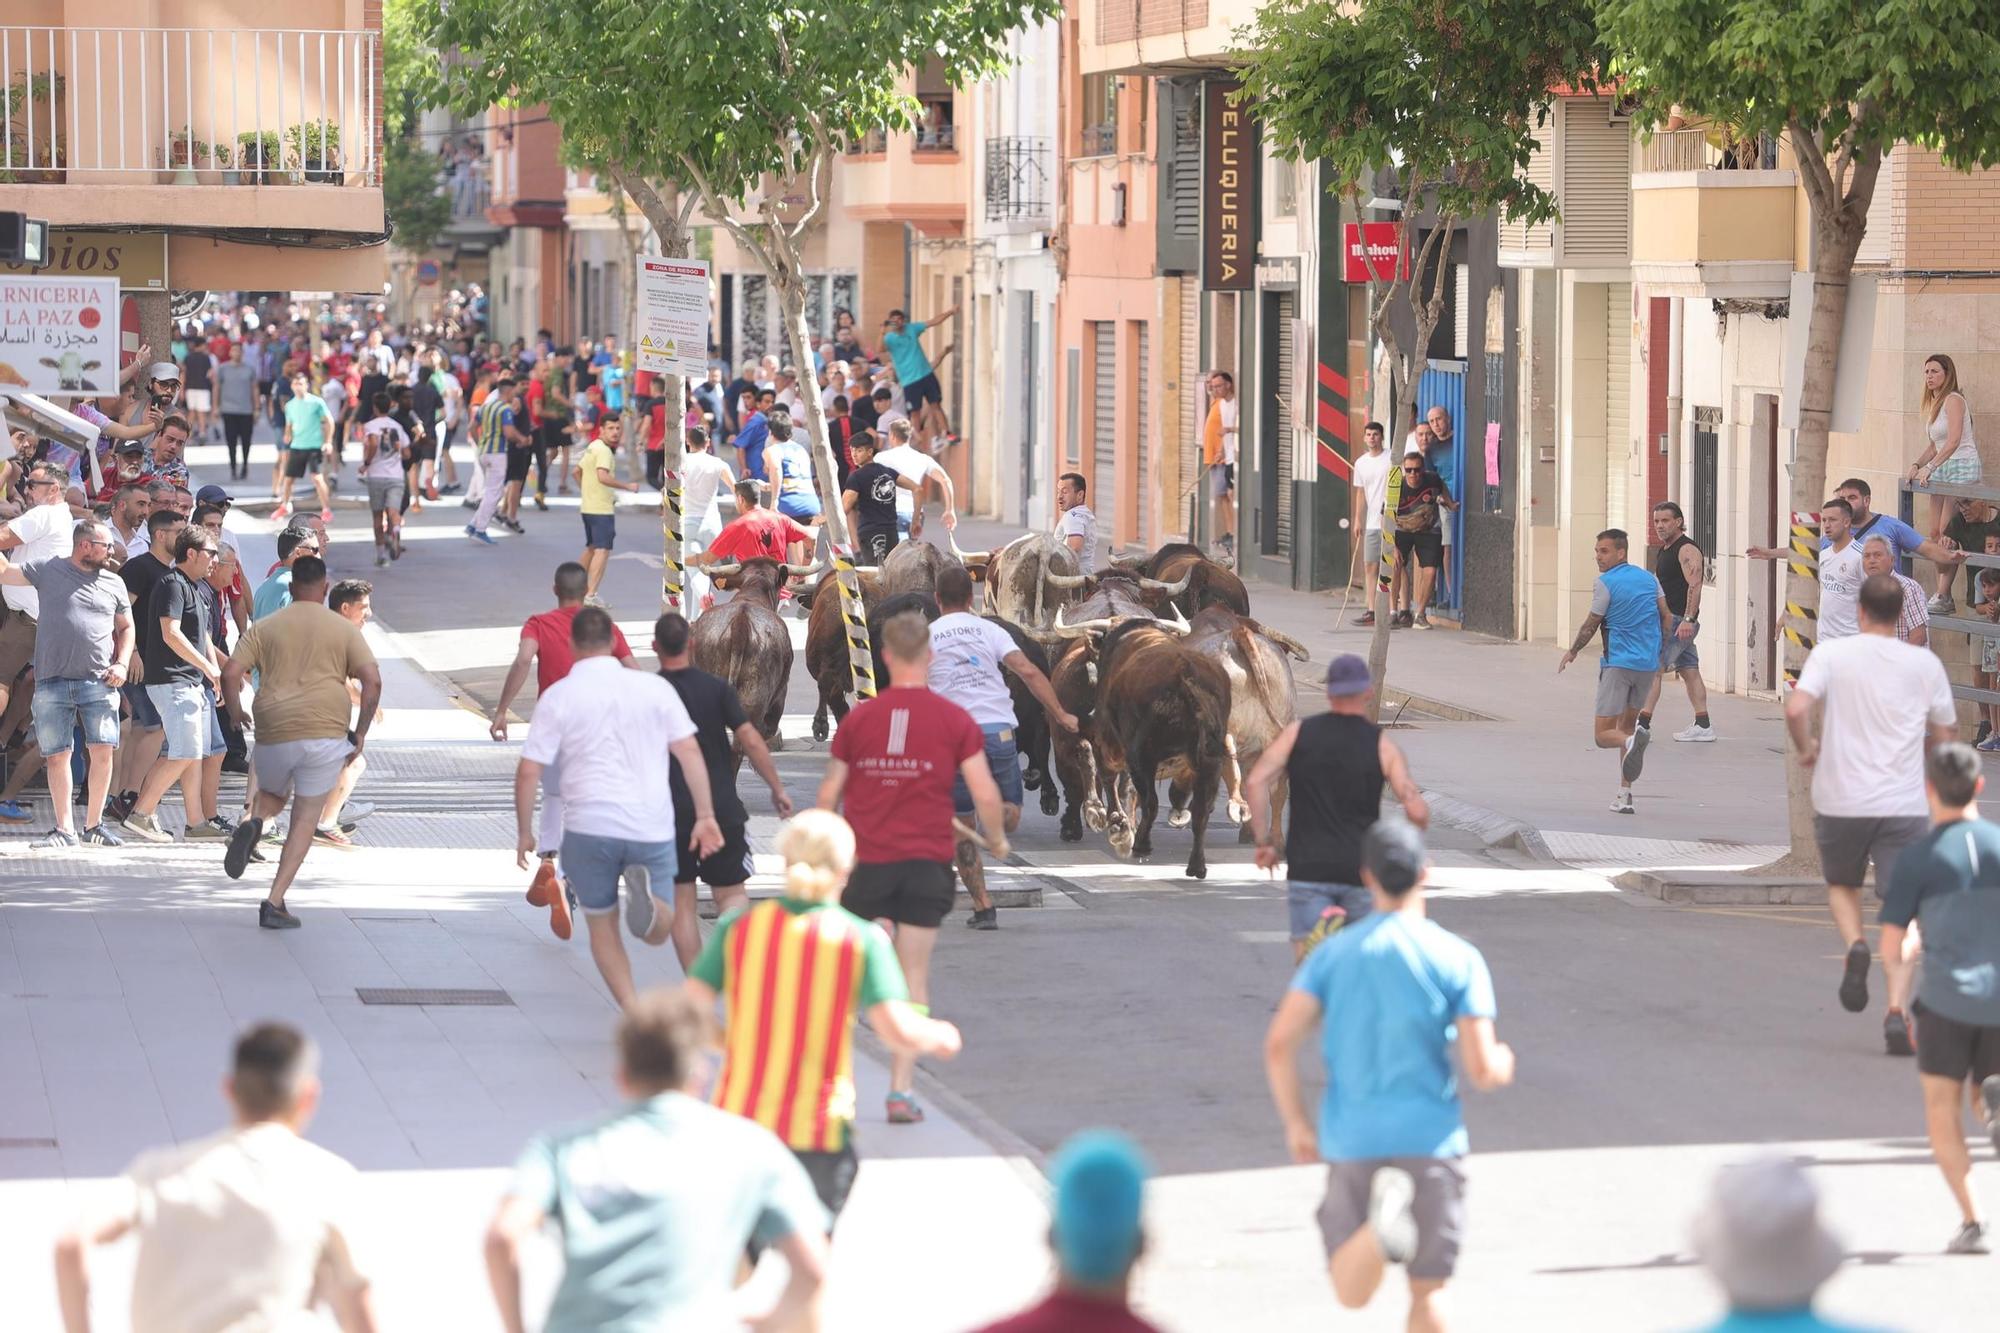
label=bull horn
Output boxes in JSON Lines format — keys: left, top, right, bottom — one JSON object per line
{"left": 707, "top": 562, "right": 742, "bottom": 578}
{"left": 1138, "top": 571, "right": 1193, "bottom": 596}
{"left": 1050, "top": 604, "right": 1116, "bottom": 639}
{"left": 1046, "top": 572, "right": 1093, "bottom": 588}
{"left": 785, "top": 558, "right": 829, "bottom": 579}
{"left": 947, "top": 534, "right": 988, "bottom": 564}
{"left": 1159, "top": 605, "right": 1193, "bottom": 636}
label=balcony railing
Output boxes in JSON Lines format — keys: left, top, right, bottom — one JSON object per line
{"left": 2, "top": 26, "right": 379, "bottom": 186}
{"left": 985, "top": 135, "right": 1050, "bottom": 223}
{"left": 914, "top": 121, "right": 956, "bottom": 154}
{"left": 1638, "top": 127, "right": 1779, "bottom": 174}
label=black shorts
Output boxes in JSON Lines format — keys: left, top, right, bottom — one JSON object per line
{"left": 903, "top": 373, "right": 942, "bottom": 410}
{"left": 1914, "top": 1002, "right": 2000, "bottom": 1083}
{"left": 858, "top": 525, "right": 898, "bottom": 564}
{"left": 795, "top": 1143, "right": 859, "bottom": 1224}
{"left": 1393, "top": 530, "right": 1443, "bottom": 569}
{"left": 283, "top": 448, "right": 320, "bottom": 479}
{"left": 842, "top": 859, "right": 955, "bottom": 929}
{"left": 1812, "top": 814, "right": 1927, "bottom": 891}
{"left": 676, "top": 820, "right": 753, "bottom": 888}
{"left": 409, "top": 438, "right": 437, "bottom": 463}
{"left": 505, "top": 445, "right": 535, "bottom": 485}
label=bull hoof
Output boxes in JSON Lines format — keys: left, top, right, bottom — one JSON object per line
{"left": 1227, "top": 799, "right": 1249, "bottom": 825}
{"left": 1167, "top": 807, "right": 1192, "bottom": 829}
{"left": 1186, "top": 860, "right": 1208, "bottom": 880}
{"left": 1023, "top": 767, "right": 1044, "bottom": 791}
{"left": 1133, "top": 839, "right": 1153, "bottom": 861}
{"left": 1083, "top": 801, "right": 1107, "bottom": 833}
{"left": 812, "top": 714, "right": 830, "bottom": 743}
{"left": 1060, "top": 821, "right": 1083, "bottom": 843}
{"left": 769, "top": 733, "right": 787, "bottom": 753}
{"left": 1040, "top": 789, "right": 1060, "bottom": 817}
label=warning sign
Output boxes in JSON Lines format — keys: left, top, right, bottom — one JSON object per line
{"left": 635, "top": 257, "right": 711, "bottom": 378}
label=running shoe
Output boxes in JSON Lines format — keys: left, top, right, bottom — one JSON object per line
{"left": 338, "top": 801, "right": 375, "bottom": 824}
{"left": 623, "top": 865, "right": 657, "bottom": 940}
{"left": 224, "top": 816, "right": 263, "bottom": 880}
{"left": 120, "top": 810, "right": 173, "bottom": 843}
{"left": 1839, "top": 939, "right": 1872, "bottom": 1013}
{"left": 273, "top": 503, "right": 293, "bottom": 520}
{"left": 1367, "top": 1165, "right": 1420, "bottom": 1265}
{"left": 106, "top": 790, "right": 138, "bottom": 823}
{"left": 469, "top": 529, "right": 497, "bottom": 546}
{"left": 35, "top": 826, "right": 79, "bottom": 848}
{"left": 886, "top": 1092, "right": 925, "bottom": 1125}
{"left": 0, "top": 799, "right": 31, "bottom": 823}
{"left": 1674, "top": 722, "right": 1717, "bottom": 742}
{"left": 1393, "top": 610, "right": 1413, "bottom": 629}
{"left": 205, "top": 815, "right": 237, "bottom": 835}
{"left": 184, "top": 819, "right": 231, "bottom": 842}
{"left": 1621, "top": 726, "right": 1650, "bottom": 784}
{"left": 1356, "top": 611, "right": 1376, "bottom": 627}
{"left": 1976, "top": 720, "right": 1993, "bottom": 747}
{"left": 1884, "top": 1008, "right": 1915, "bottom": 1057}
{"left": 525, "top": 858, "right": 572, "bottom": 940}
{"left": 533, "top": 493, "right": 548, "bottom": 512}
{"left": 1979, "top": 734, "right": 2000, "bottom": 754}
{"left": 1413, "top": 613, "right": 1433, "bottom": 630}
{"left": 80, "top": 824, "right": 123, "bottom": 847}
{"left": 1946, "top": 1221, "right": 1989, "bottom": 1255}
{"left": 1927, "top": 593, "right": 1957, "bottom": 615}
{"left": 258, "top": 899, "right": 301, "bottom": 931}
{"left": 389, "top": 531, "right": 403, "bottom": 560}
{"left": 966, "top": 907, "right": 999, "bottom": 931}
{"left": 312, "top": 826, "right": 355, "bottom": 848}
{"left": 376, "top": 550, "right": 390, "bottom": 568}
{"left": 1609, "top": 789, "right": 1635, "bottom": 814}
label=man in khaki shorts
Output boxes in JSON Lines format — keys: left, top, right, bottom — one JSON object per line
{"left": 220, "top": 555, "right": 382, "bottom": 930}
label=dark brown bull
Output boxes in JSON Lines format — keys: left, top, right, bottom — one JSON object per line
{"left": 1186, "top": 605, "right": 1310, "bottom": 843}
{"left": 1044, "top": 590, "right": 1160, "bottom": 840}
{"left": 694, "top": 556, "right": 818, "bottom": 752}
{"left": 804, "top": 565, "right": 883, "bottom": 741}
{"left": 1149, "top": 549, "right": 1250, "bottom": 619}
{"left": 985, "top": 615, "right": 1058, "bottom": 817}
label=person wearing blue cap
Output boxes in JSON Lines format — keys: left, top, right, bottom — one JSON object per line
{"left": 974, "top": 1130, "right": 1163, "bottom": 1332}
{"left": 1246, "top": 653, "right": 1429, "bottom": 962}
{"left": 1264, "top": 820, "right": 1515, "bottom": 1332}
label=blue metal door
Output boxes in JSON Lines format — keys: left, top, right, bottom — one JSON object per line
{"left": 1417, "top": 363, "right": 1468, "bottom": 614}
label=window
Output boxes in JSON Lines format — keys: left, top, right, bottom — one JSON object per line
{"left": 1081, "top": 74, "right": 1119, "bottom": 157}
{"left": 1272, "top": 154, "right": 1297, "bottom": 218}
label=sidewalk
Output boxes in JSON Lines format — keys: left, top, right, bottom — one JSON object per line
{"left": 0, "top": 517, "right": 1054, "bottom": 1332}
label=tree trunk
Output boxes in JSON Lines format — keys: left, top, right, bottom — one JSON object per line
{"left": 613, "top": 168, "right": 694, "bottom": 617}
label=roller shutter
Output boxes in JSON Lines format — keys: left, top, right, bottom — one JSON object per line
{"left": 1093, "top": 323, "right": 1117, "bottom": 531}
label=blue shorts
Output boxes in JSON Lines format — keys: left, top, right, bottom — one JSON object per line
{"left": 560, "top": 830, "right": 678, "bottom": 915}
{"left": 777, "top": 493, "right": 822, "bottom": 523}
{"left": 1661, "top": 616, "right": 1700, "bottom": 673}
{"left": 124, "top": 679, "right": 162, "bottom": 730}
{"left": 147, "top": 681, "right": 224, "bottom": 761}
{"left": 952, "top": 724, "right": 1024, "bottom": 815}
{"left": 32, "top": 677, "right": 121, "bottom": 755}
{"left": 1287, "top": 881, "right": 1375, "bottom": 944}
{"left": 581, "top": 512, "right": 616, "bottom": 551}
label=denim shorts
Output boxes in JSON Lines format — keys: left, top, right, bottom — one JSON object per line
{"left": 32, "top": 676, "right": 121, "bottom": 755}
{"left": 125, "top": 679, "right": 162, "bottom": 730}
{"left": 561, "top": 829, "right": 678, "bottom": 915}
{"left": 1661, "top": 616, "right": 1700, "bottom": 673}
{"left": 1287, "top": 881, "right": 1375, "bottom": 943}
{"left": 147, "top": 681, "right": 223, "bottom": 761}
{"left": 952, "top": 724, "right": 1024, "bottom": 815}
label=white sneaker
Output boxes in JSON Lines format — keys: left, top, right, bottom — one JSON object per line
{"left": 336, "top": 801, "right": 376, "bottom": 823}
{"left": 1610, "top": 790, "right": 1635, "bottom": 814}
{"left": 1674, "top": 722, "right": 1717, "bottom": 743}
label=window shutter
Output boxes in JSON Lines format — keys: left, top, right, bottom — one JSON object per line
{"left": 1556, "top": 98, "right": 1631, "bottom": 265}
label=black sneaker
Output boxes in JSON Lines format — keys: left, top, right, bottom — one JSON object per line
{"left": 106, "top": 790, "right": 138, "bottom": 823}
{"left": 225, "top": 816, "right": 264, "bottom": 880}
{"left": 1357, "top": 610, "right": 1376, "bottom": 627}
{"left": 258, "top": 899, "right": 301, "bottom": 931}
{"left": 1884, "top": 1009, "right": 1915, "bottom": 1057}
{"left": 1839, "top": 939, "right": 1872, "bottom": 1013}
{"left": 1393, "top": 610, "right": 1413, "bottom": 629}
{"left": 966, "top": 907, "right": 999, "bottom": 931}
{"left": 80, "top": 824, "right": 124, "bottom": 847}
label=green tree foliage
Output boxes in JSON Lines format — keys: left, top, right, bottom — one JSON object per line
{"left": 1601, "top": 0, "right": 2000, "bottom": 867}
{"left": 382, "top": 134, "right": 451, "bottom": 254}
{"left": 380, "top": 0, "right": 449, "bottom": 251}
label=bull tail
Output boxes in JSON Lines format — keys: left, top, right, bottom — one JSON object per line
{"left": 1232, "top": 624, "right": 1284, "bottom": 731}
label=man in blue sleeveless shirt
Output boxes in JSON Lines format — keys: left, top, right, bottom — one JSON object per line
{"left": 1559, "top": 529, "right": 1671, "bottom": 814}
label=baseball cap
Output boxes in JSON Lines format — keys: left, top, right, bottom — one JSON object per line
{"left": 1324, "top": 653, "right": 1372, "bottom": 697}
{"left": 195, "top": 484, "right": 234, "bottom": 506}
{"left": 1362, "top": 820, "right": 1427, "bottom": 895}
{"left": 1050, "top": 1131, "right": 1149, "bottom": 1285}
{"left": 114, "top": 439, "right": 147, "bottom": 455}
{"left": 147, "top": 362, "right": 182, "bottom": 382}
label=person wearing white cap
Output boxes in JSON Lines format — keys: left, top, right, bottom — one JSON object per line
{"left": 1686, "top": 1157, "right": 1874, "bottom": 1332}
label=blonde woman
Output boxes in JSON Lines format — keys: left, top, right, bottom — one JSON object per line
{"left": 685, "top": 810, "right": 961, "bottom": 1224}
{"left": 1910, "top": 353, "right": 1980, "bottom": 543}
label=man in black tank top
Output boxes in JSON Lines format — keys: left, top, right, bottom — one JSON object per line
{"left": 1245, "top": 654, "right": 1430, "bottom": 962}
{"left": 1643, "top": 502, "right": 1716, "bottom": 742}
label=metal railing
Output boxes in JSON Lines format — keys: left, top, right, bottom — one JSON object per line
{"left": 914, "top": 121, "right": 956, "bottom": 153}
{"left": 1, "top": 25, "right": 379, "bottom": 185}
{"left": 1638, "top": 127, "right": 1780, "bottom": 174}
{"left": 1904, "top": 477, "right": 2000, "bottom": 707}
{"left": 985, "top": 135, "right": 1050, "bottom": 223}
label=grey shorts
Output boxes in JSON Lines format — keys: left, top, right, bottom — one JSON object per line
{"left": 1318, "top": 1158, "right": 1467, "bottom": 1281}
{"left": 1813, "top": 813, "right": 1928, "bottom": 890}
{"left": 365, "top": 476, "right": 406, "bottom": 513}
{"left": 1595, "top": 666, "right": 1656, "bottom": 718}
{"left": 252, "top": 736, "right": 350, "bottom": 800}
{"left": 1362, "top": 529, "right": 1382, "bottom": 576}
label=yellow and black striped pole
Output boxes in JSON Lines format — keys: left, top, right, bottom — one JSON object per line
{"left": 1780, "top": 509, "right": 1820, "bottom": 688}
{"left": 833, "top": 545, "right": 876, "bottom": 701}
{"left": 661, "top": 466, "right": 684, "bottom": 615}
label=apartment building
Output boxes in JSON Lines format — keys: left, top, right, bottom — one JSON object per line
{"left": 1, "top": 5, "right": 387, "bottom": 353}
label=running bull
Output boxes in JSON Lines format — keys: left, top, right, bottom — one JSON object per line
{"left": 696, "top": 556, "right": 820, "bottom": 753}
{"left": 1185, "top": 606, "right": 1310, "bottom": 843}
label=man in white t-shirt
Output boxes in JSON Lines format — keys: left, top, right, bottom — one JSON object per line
{"left": 874, "top": 420, "right": 956, "bottom": 538}
{"left": 677, "top": 425, "right": 737, "bottom": 615}
{"left": 514, "top": 606, "right": 723, "bottom": 1006}
{"left": 1349, "top": 421, "right": 1393, "bottom": 626}
{"left": 1786, "top": 572, "right": 1956, "bottom": 1051}
{"left": 0, "top": 464, "right": 78, "bottom": 721}
{"left": 928, "top": 565, "right": 1077, "bottom": 928}
{"left": 1055, "top": 471, "right": 1099, "bottom": 571}
{"left": 1749, "top": 496, "right": 1877, "bottom": 642}
{"left": 52, "top": 1022, "right": 378, "bottom": 1333}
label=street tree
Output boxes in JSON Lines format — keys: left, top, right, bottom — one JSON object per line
{"left": 424, "top": 0, "right": 1056, "bottom": 695}
{"left": 1601, "top": 0, "right": 2000, "bottom": 868}
{"left": 1236, "top": 0, "right": 1601, "bottom": 717}
{"left": 381, "top": 0, "right": 450, "bottom": 255}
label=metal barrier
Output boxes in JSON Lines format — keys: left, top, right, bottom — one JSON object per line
{"left": 1903, "top": 477, "right": 2000, "bottom": 706}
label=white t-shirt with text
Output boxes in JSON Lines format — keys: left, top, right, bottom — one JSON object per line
{"left": 1818, "top": 538, "right": 1865, "bottom": 641}
{"left": 1794, "top": 632, "right": 1955, "bottom": 818}
{"left": 927, "top": 611, "right": 1019, "bottom": 728}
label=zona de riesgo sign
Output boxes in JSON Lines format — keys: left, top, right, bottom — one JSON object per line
{"left": 1202, "top": 81, "right": 1256, "bottom": 292}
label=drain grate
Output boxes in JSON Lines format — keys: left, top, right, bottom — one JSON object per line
{"left": 356, "top": 988, "right": 513, "bottom": 1006}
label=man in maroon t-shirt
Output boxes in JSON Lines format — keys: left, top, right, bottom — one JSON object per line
{"left": 818, "top": 610, "right": 1006, "bottom": 1125}
{"left": 488, "top": 561, "right": 639, "bottom": 938}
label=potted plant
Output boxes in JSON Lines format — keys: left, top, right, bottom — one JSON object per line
{"left": 211, "top": 140, "right": 236, "bottom": 185}
{"left": 236, "top": 130, "right": 279, "bottom": 185}
{"left": 284, "top": 120, "right": 341, "bottom": 184}
{"left": 3, "top": 72, "right": 67, "bottom": 182}
{"left": 162, "top": 131, "right": 209, "bottom": 185}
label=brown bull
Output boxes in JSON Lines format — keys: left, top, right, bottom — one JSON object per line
{"left": 1149, "top": 549, "right": 1250, "bottom": 619}
{"left": 803, "top": 565, "right": 887, "bottom": 741}
{"left": 878, "top": 537, "right": 958, "bottom": 600}
{"left": 694, "top": 556, "right": 818, "bottom": 750}
{"left": 1186, "top": 605, "right": 1310, "bottom": 844}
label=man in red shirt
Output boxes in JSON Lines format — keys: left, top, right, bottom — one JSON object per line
{"left": 817, "top": 611, "right": 1005, "bottom": 1125}
{"left": 692, "top": 480, "right": 820, "bottom": 599}
{"left": 488, "top": 560, "right": 641, "bottom": 938}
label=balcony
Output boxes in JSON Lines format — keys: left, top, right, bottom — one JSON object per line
{"left": 837, "top": 114, "right": 965, "bottom": 234}
{"left": 1, "top": 25, "right": 384, "bottom": 237}
{"left": 1631, "top": 128, "right": 1796, "bottom": 298}
{"left": 984, "top": 136, "right": 1050, "bottom": 225}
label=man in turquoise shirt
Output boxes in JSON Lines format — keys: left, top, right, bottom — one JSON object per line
{"left": 1559, "top": 528, "right": 1671, "bottom": 814}
{"left": 1265, "top": 822, "right": 1515, "bottom": 1333}
{"left": 880, "top": 304, "right": 958, "bottom": 453}
{"left": 251, "top": 527, "right": 319, "bottom": 621}
{"left": 279, "top": 372, "right": 336, "bottom": 522}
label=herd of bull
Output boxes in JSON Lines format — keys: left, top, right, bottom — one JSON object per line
{"left": 691, "top": 535, "right": 1310, "bottom": 880}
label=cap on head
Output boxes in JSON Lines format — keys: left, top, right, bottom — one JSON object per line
{"left": 1050, "top": 1130, "right": 1149, "bottom": 1286}
{"left": 195, "top": 484, "right": 233, "bottom": 505}
{"left": 115, "top": 439, "right": 147, "bottom": 455}
{"left": 148, "top": 362, "right": 181, "bottom": 382}
{"left": 1324, "top": 653, "right": 1372, "bottom": 697}
{"left": 1362, "top": 820, "right": 1426, "bottom": 896}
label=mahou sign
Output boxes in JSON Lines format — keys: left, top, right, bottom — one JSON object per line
{"left": 1202, "top": 81, "right": 1256, "bottom": 291}
{"left": 1342, "top": 222, "right": 1411, "bottom": 283}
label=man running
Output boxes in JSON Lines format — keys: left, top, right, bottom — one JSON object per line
{"left": 819, "top": 612, "right": 1005, "bottom": 1123}
{"left": 1787, "top": 573, "right": 1956, "bottom": 1050}
{"left": 678, "top": 425, "right": 737, "bottom": 612}
{"left": 357, "top": 392, "right": 410, "bottom": 569}
{"left": 928, "top": 565, "right": 1078, "bottom": 930}
{"left": 691, "top": 481, "right": 818, "bottom": 585}
{"left": 881, "top": 304, "right": 958, "bottom": 452}
{"left": 841, "top": 433, "right": 919, "bottom": 564}
{"left": 1641, "top": 501, "right": 1714, "bottom": 741}
{"left": 652, "top": 612, "right": 792, "bottom": 970}
{"left": 1246, "top": 654, "right": 1429, "bottom": 962}
{"left": 513, "top": 608, "right": 722, "bottom": 1007}
{"left": 469, "top": 375, "right": 529, "bottom": 544}
{"left": 575, "top": 412, "right": 639, "bottom": 603}
{"left": 1559, "top": 529, "right": 1670, "bottom": 815}
{"left": 1264, "top": 821, "right": 1515, "bottom": 1333}
{"left": 1880, "top": 742, "right": 2000, "bottom": 1255}
{"left": 874, "top": 420, "right": 958, "bottom": 540}
{"left": 221, "top": 556, "right": 382, "bottom": 930}
{"left": 277, "top": 372, "right": 337, "bottom": 523}
{"left": 490, "top": 563, "right": 639, "bottom": 939}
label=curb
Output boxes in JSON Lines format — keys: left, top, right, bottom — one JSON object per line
{"left": 1421, "top": 790, "right": 1553, "bottom": 860}
{"left": 1380, "top": 687, "right": 1497, "bottom": 724}
{"left": 1614, "top": 868, "right": 1831, "bottom": 906}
